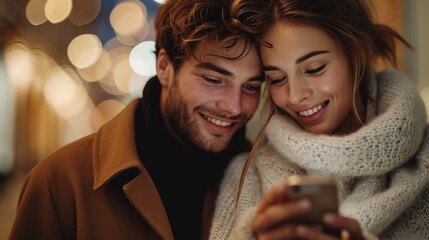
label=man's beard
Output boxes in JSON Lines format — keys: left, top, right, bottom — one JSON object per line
{"left": 164, "top": 77, "right": 230, "bottom": 152}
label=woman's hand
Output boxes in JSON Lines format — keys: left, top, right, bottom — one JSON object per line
{"left": 252, "top": 183, "right": 366, "bottom": 240}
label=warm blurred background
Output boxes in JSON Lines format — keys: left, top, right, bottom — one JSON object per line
{"left": 0, "top": 0, "right": 428, "bottom": 239}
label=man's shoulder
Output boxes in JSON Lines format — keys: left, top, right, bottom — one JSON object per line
{"left": 31, "top": 133, "right": 96, "bottom": 176}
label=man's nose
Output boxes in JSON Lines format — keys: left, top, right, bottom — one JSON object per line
{"left": 216, "top": 88, "right": 242, "bottom": 115}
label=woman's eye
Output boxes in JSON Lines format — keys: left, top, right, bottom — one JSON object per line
{"left": 306, "top": 65, "right": 325, "bottom": 75}
{"left": 270, "top": 76, "right": 287, "bottom": 85}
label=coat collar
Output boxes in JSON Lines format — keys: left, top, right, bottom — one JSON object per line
{"left": 91, "top": 98, "right": 174, "bottom": 240}
{"left": 92, "top": 98, "right": 142, "bottom": 188}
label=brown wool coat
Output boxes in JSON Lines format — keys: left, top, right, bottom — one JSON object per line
{"left": 9, "top": 99, "right": 217, "bottom": 240}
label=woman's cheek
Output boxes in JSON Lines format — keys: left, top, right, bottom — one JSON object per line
{"left": 270, "top": 87, "right": 287, "bottom": 108}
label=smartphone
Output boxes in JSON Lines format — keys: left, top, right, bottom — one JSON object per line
{"left": 286, "top": 175, "right": 338, "bottom": 224}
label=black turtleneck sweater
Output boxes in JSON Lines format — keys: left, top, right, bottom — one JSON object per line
{"left": 134, "top": 77, "right": 249, "bottom": 240}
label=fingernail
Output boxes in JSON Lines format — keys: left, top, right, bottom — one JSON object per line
{"left": 323, "top": 213, "right": 336, "bottom": 223}
{"left": 341, "top": 229, "right": 351, "bottom": 240}
{"left": 299, "top": 199, "right": 311, "bottom": 209}
{"left": 296, "top": 225, "right": 308, "bottom": 235}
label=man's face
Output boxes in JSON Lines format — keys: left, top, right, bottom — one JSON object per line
{"left": 158, "top": 40, "right": 263, "bottom": 152}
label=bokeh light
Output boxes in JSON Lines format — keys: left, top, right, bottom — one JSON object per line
{"left": 69, "top": 0, "right": 101, "bottom": 26}
{"left": 43, "top": 67, "right": 79, "bottom": 110}
{"left": 4, "top": 41, "right": 34, "bottom": 88}
{"left": 67, "top": 34, "right": 103, "bottom": 69}
{"left": 110, "top": 1, "right": 147, "bottom": 37}
{"left": 77, "top": 49, "right": 112, "bottom": 82}
{"left": 25, "top": 0, "right": 48, "bottom": 26}
{"left": 129, "top": 40, "right": 156, "bottom": 77}
{"left": 91, "top": 99, "right": 125, "bottom": 130}
{"left": 45, "top": 0, "right": 73, "bottom": 24}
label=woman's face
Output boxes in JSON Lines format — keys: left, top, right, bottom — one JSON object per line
{"left": 261, "top": 21, "right": 355, "bottom": 134}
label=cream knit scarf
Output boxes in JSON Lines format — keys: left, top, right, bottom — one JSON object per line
{"left": 209, "top": 70, "right": 429, "bottom": 239}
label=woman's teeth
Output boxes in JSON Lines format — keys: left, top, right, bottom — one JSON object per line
{"left": 299, "top": 102, "right": 326, "bottom": 116}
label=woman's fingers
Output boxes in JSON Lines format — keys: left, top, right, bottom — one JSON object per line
{"left": 256, "top": 223, "right": 339, "bottom": 240}
{"left": 253, "top": 197, "right": 311, "bottom": 233}
{"left": 295, "top": 225, "right": 337, "bottom": 240}
{"left": 257, "top": 183, "right": 289, "bottom": 210}
{"left": 256, "top": 223, "right": 298, "bottom": 240}
{"left": 322, "top": 213, "right": 365, "bottom": 240}
{"left": 252, "top": 182, "right": 366, "bottom": 240}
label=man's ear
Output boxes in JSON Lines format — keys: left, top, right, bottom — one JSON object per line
{"left": 156, "top": 49, "right": 173, "bottom": 87}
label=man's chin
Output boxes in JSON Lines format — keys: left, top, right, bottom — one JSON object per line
{"left": 198, "top": 137, "right": 231, "bottom": 153}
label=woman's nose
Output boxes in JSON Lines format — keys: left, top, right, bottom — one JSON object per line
{"left": 288, "top": 76, "right": 311, "bottom": 104}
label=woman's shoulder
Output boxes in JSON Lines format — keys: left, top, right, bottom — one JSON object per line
{"left": 376, "top": 68, "right": 407, "bottom": 79}
{"left": 375, "top": 69, "right": 414, "bottom": 89}
{"left": 224, "top": 152, "right": 250, "bottom": 177}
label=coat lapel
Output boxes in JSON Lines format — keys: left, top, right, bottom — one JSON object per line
{"left": 92, "top": 99, "right": 173, "bottom": 240}
{"left": 123, "top": 169, "right": 174, "bottom": 240}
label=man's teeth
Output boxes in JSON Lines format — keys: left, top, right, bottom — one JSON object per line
{"left": 299, "top": 102, "right": 325, "bottom": 116}
{"left": 205, "top": 116, "right": 232, "bottom": 127}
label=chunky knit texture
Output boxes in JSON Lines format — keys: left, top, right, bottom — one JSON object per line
{"left": 209, "top": 70, "right": 429, "bottom": 240}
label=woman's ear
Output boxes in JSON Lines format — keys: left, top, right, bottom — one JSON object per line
{"left": 156, "top": 49, "right": 173, "bottom": 87}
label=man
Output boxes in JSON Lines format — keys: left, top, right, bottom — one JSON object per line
{"left": 9, "top": 0, "right": 264, "bottom": 239}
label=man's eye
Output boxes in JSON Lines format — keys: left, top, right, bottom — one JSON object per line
{"left": 242, "top": 84, "right": 261, "bottom": 93}
{"left": 306, "top": 65, "right": 325, "bottom": 75}
{"left": 203, "top": 76, "right": 221, "bottom": 85}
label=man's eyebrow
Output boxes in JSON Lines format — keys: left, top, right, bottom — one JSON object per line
{"left": 296, "top": 50, "right": 329, "bottom": 64}
{"left": 196, "top": 62, "right": 233, "bottom": 77}
{"left": 197, "top": 62, "right": 265, "bottom": 82}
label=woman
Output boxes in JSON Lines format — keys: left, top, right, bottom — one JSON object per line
{"left": 209, "top": 0, "right": 429, "bottom": 239}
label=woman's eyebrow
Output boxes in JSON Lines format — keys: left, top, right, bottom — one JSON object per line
{"left": 262, "top": 50, "right": 329, "bottom": 72}
{"left": 296, "top": 50, "right": 329, "bottom": 64}
{"left": 262, "top": 66, "right": 279, "bottom": 71}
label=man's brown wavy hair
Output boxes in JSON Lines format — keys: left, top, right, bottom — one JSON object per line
{"left": 154, "top": 0, "right": 257, "bottom": 70}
